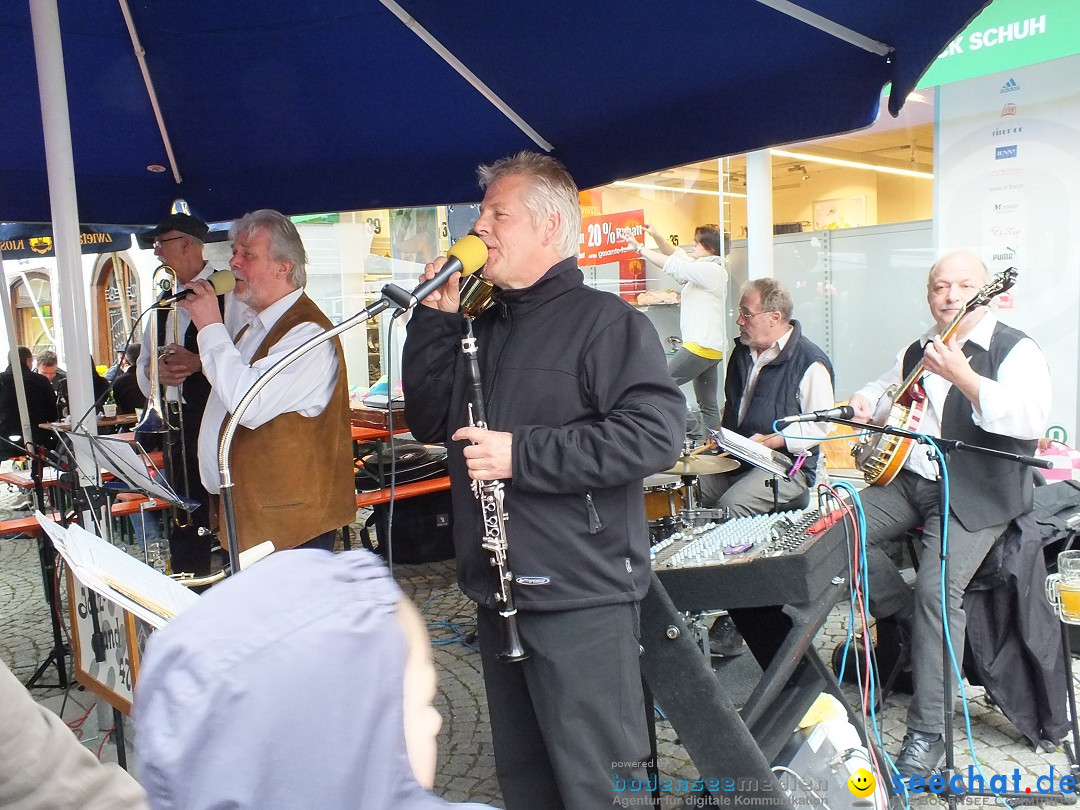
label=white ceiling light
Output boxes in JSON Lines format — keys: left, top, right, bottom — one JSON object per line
{"left": 611, "top": 180, "right": 747, "bottom": 198}
{"left": 771, "top": 149, "right": 933, "bottom": 179}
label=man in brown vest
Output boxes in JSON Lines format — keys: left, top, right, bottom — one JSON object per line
{"left": 179, "top": 209, "right": 355, "bottom": 554}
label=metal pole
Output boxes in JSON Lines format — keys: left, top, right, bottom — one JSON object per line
{"left": 29, "top": 0, "right": 100, "bottom": 506}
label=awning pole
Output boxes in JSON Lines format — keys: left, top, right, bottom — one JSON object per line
{"left": 380, "top": 0, "right": 554, "bottom": 152}
{"left": 29, "top": 0, "right": 99, "bottom": 499}
{"left": 752, "top": 0, "right": 892, "bottom": 56}
{"left": 117, "top": 0, "right": 183, "bottom": 183}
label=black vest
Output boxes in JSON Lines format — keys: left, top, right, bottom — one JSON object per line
{"left": 154, "top": 292, "right": 225, "bottom": 424}
{"left": 722, "top": 320, "right": 833, "bottom": 469}
{"left": 901, "top": 321, "right": 1037, "bottom": 531}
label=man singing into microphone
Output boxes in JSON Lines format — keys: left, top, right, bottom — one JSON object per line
{"left": 402, "top": 152, "right": 685, "bottom": 809}
{"left": 137, "top": 212, "right": 246, "bottom": 576}
{"left": 179, "top": 209, "right": 355, "bottom": 554}
{"left": 699, "top": 278, "right": 836, "bottom": 516}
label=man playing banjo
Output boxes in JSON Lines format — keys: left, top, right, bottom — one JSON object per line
{"left": 848, "top": 250, "right": 1051, "bottom": 780}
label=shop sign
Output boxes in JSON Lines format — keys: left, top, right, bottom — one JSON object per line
{"left": 918, "top": 0, "right": 1080, "bottom": 89}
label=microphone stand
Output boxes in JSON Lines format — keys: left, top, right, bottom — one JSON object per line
{"left": 217, "top": 281, "right": 424, "bottom": 573}
{"left": 821, "top": 415, "right": 1067, "bottom": 809}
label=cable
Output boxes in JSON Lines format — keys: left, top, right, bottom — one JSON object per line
{"left": 96, "top": 725, "right": 115, "bottom": 761}
{"left": 828, "top": 479, "right": 909, "bottom": 809}
{"left": 924, "top": 439, "right": 1012, "bottom": 809}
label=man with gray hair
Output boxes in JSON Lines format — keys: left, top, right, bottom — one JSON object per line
{"left": 700, "top": 277, "right": 835, "bottom": 515}
{"left": 180, "top": 209, "right": 355, "bottom": 554}
{"left": 403, "top": 152, "right": 685, "bottom": 808}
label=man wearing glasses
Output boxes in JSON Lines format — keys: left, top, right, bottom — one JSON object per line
{"left": 699, "top": 277, "right": 835, "bottom": 515}
{"left": 137, "top": 212, "right": 244, "bottom": 576}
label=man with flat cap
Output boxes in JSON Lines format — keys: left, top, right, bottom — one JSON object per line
{"left": 137, "top": 212, "right": 245, "bottom": 575}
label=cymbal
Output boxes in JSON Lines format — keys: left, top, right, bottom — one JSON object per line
{"left": 662, "top": 454, "right": 740, "bottom": 476}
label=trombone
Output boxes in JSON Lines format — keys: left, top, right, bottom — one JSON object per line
{"left": 136, "top": 263, "right": 194, "bottom": 530}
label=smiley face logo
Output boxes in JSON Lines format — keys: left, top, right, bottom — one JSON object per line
{"left": 848, "top": 768, "right": 876, "bottom": 797}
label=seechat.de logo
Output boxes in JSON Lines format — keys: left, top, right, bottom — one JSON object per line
{"left": 995, "top": 145, "right": 1018, "bottom": 160}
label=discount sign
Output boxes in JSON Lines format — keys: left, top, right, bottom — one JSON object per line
{"left": 579, "top": 209, "right": 645, "bottom": 264}
{"left": 579, "top": 209, "right": 647, "bottom": 302}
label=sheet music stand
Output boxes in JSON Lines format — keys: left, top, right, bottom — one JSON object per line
{"left": 708, "top": 427, "right": 794, "bottom": 512}
{"left": 56, "top": 430, "right": 194, "bottom": 511}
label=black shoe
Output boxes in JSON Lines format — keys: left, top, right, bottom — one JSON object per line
{"left": 708, "top": 615, "right": 748, "bottom": 658}
{"left": 894, "top": 729, "right": 945, "bottom": 779}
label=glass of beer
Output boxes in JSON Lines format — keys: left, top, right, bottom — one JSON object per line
{"left": 1045, "top": 550, "right": 1080, "bottom": 624}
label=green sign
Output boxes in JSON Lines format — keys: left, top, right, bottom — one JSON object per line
{"left": 917, "top": 0, "right": 1080, "bottom": 89}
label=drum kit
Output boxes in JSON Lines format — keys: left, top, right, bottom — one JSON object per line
{"left": 644, "top": 440, "right": 740, "bottom": 544}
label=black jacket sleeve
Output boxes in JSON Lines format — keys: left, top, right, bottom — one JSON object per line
{"left": 401, "top": 305, "right": 464, "bottom": 444}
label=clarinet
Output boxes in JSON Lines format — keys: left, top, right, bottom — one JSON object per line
{"left": 460, "top": 316, "right": 529, "bottom": 663}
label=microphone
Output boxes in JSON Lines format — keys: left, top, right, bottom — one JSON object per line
{"left": 157, "top": 270, "right": 236, "bottom": 303}
{"left": 777, "top": 405, "right": 854, "bottom": 426}
{"left": 391, "top": 235, "right": 488, "bottom": 310}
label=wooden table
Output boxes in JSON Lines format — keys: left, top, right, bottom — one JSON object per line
{"left": 355, "top": 475, "right": 451, "bottom": 508}
{"left": 41, "top": 413, "right": 139, "bottom": 431}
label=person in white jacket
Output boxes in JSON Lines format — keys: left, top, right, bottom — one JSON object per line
{"left": 627, "top": 223, "right": 728, "bottom": 435}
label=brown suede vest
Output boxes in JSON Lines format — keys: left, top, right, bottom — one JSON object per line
{"left": 226, "top": 293, "right": 355, "bottom": 551}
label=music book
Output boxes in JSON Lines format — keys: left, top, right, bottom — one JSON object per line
{"left": 36, "top": 513, "right": 198, "bottom": 628}
{"left": 708, "top": 427, "right": 793, "bottom": 480}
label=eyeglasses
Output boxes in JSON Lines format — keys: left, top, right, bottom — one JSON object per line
{"left": 152, "top": 235, "right": 184, "bottom": 249}
{"left": 737, "top": 308, "right": 774, "bottom": 320}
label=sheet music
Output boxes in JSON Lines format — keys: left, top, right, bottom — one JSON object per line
{"left": 63, "top": 432, "right": 188, "bottom": 507}
{"left": 37, "top": 513, "right": 198, "bottom": 628}
{"left": 709, "top": 427, "right": 792, "bottom": 479}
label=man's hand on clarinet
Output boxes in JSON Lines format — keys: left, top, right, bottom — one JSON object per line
{"left": 453, "top": 426, "right": 512, "bottom": 480}
{"left": 418, "top": 256, "right": 461, "bottom": 313}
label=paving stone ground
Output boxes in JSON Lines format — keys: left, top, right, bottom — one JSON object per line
{"left": 1, "top": 476, "right": 1077, "bottom": 809}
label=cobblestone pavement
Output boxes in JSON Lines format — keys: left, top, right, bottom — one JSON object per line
{"left": 1, "top": 481, "right": 1076, "bottom": 809}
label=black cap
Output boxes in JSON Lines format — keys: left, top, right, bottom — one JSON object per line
{"left": 142, "top": 212, "right": 209, "bottom": 243}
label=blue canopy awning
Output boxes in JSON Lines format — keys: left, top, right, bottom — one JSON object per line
{"left": 0, "top": 223, "right": 131, "bottom": 259}
{"left": 0, "top": 0, "right": 991, "bottom": 226}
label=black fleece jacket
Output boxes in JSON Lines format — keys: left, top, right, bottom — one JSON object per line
{"left": 402, "top": 258, "right": 685, "bottom": 611}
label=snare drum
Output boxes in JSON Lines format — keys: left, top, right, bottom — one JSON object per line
{"left": 644, "top": 474, "right": 685, "bottom": 543}
{"left": 644, "top": 474, "right": 685, "bottom": 520}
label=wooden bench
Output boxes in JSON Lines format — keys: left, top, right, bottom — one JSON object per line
{"left": 0, "top": 497, "right": 172, "bottom": 538}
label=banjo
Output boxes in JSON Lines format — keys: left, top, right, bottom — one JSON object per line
{"left": 852, "top": 268, "right": 1018, "bottom": 486}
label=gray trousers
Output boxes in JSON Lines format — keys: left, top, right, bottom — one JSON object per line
{"left": 477, "top": 602, "right": 652, "bottom": 810}
{"left": 668, "top": 348, "right": 721, "bottom": 433}
{"left": 698, "top": 468, "right": 810, "bottom": 516}
{"left": 858, "top": 470, "right": 1004, "bottom": 735}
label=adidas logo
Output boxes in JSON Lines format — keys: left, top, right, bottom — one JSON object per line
{"left": 1000, "top": 78, "right": 1019, "bottom": 93}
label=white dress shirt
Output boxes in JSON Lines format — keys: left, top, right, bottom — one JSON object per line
{"left": 736, "top": 326, "right": 835, "bottom": 454}
{"left": 853, "top": 312, "right": 1051, "bottom": 480}
{"left": 136, "top": 262, "right": 246, "bottom": 402}
{"left": 197, "top": 288, "right": 339, "bottom": 492}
